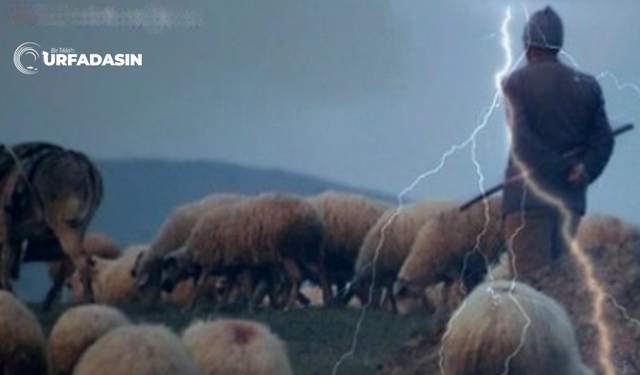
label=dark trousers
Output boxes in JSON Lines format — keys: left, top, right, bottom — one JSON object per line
{"left": 503, "top": 208, "right": 581, "bottom": 280}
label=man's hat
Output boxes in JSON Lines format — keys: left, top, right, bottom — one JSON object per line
{"left": 523, "top": 6, "right": 563, "bottom": 50}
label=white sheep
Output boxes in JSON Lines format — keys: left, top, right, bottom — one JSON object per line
{"left": 393, "top": 197, "right": 504, "bottom": 318}
{"left": 72, "top": 324, "right": 200, "bottom": 375}
{"left": 47, "top": 304, "right": 131, "bottom": 375}
{"left": 0, "top": 290, "right": 48, "bottom": 375}
{"left": 161, "top": 192, "right": 328, "bottom": 310}
{"left": 182, "top": 318, "right": 293, "bottom": 375}
{"left": 442, "top": 280, "right": 594, "bottom": 375}
{"left": 308, "top": 191, "right": 391, "bottom": 300}
{"left": 349, "top": 200, "right": 456, "bottom": 310}
{"left": 132, "top": 193, "right": 244, "bottom": 302}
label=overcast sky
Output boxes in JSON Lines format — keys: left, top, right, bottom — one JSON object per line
{"left": 2, "top": 0, "right": 639, "bottom": 224}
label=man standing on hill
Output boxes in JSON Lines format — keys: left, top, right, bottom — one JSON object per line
{"left": 501, "top": 6, "right": 614, "bottom": 279}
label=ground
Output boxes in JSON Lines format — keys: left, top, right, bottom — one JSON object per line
{"left": 32, "top": 302, "right": 428, "bottom": 375}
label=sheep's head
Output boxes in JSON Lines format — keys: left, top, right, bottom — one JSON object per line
{"left": 160, "top": 248, "right": 200, "bottom": 293}
{"left": 132, "top": 249, "right": 158, "bottom": 291}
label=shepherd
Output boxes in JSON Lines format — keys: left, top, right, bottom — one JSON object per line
{"left": 502, "top": 6, "right": 614, "bottom": 279}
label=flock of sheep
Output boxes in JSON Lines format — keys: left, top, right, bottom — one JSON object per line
{"left": 38, "top": 190, "right": 507, "bottom": 317}
{"left": 1, "top": 187, "right": 515, "bottom": 375}
{"left": 1, "top": 142, "right": 638, "bottom": 375}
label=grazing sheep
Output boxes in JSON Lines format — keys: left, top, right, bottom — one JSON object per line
{"left": 349, "top": 200, "right": 456, "bottom": 310}
{"left": 182, "top": 319, "right": 293, "bottom": 375}
{"left": 47, "top": 304, "right": 131, "bottom": 375}
{"left": 132, "top": 193, "right": 244, "bottom": 302}
{"left": 70, "top": 244, "right": 201, "bottom": 306}
{"left": 46, "top": 233, "right": 121, "bottom": 308}
{"left": 72, "top": 324, "right": 199, "bottom": 375}
{"left": 309, "top": 191, "right": 391, "bottom": 300}
{"left": 394, "top": 197, "right": 504, "bottom": 318}
{"left": 442, "top": 280, "right": 594, "bottom": 375}
{"left": 70, "top": 244, "right": 147, "bottom": 304}
{"left": 0, "top": 290, "right": 48, "bottom": 375}
{"left": 161, "top": 192, "right": 328, "bottom": 310}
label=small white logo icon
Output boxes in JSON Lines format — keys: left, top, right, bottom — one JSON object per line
{"left": 14, "top": 42, "right": 41, "bottom": 75}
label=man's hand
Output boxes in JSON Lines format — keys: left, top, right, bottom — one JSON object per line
{"left": 567, "top": 163, "right": 588, "bottom": 188}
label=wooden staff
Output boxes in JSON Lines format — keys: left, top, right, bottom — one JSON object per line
{"left": 459, "top": 123, "right": 635, "bottom": 211}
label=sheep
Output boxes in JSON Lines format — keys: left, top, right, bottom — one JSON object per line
{"left": 69, "top": 244, "right": 147, "bottom": 304}
{"left": 182, "top": 318, "right": 293, "bottom": 375}
{"left": 161, "top": 192, "right": 328, "bottom": 310}
{"left": 0, "top": 290, "right": 48, "bottom": 375}
{"left": 441, "top": 280, "right": 594, "bottom": 375}
{"left": 70, "top": 244, "right": 204, "bottom": 306}
{"left": 132, "top": 193, "right": 244, "bottom": 303}
{"left": 308, "top": 191, "right": 392, "bottom": 301}
{"left": 393, "top": 197, "right": 504, "bottom": 319}
{"left": 348, "top": 200, "right": 456, "bottom": 310}
{"left": 47, "top": 304, "right": 131, "bottom": 375}
{"left": 72, "top": 324, "right": 199, "bottom": 375}
{"left": 46, "top": 233, "right": 121, "bottom": 308}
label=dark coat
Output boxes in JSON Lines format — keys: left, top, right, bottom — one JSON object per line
{"left": 502, "top": 57, "right": 614, "bottom": 216}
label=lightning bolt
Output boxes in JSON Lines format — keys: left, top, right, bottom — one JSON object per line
{"left": 439, "top": 8, "right": 535, "bottom": 375}
{"left": 445, "top": 6, "right": 640, "bottom": 375}
{"left": 331, "top": 7, "right": 523, "bottom": 375}
{"left": 596, "top": 71, "right": 640, "bottom": 102}
{"left": 607, "top": 294, "right": 640, "bottom": 330}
